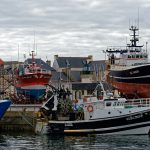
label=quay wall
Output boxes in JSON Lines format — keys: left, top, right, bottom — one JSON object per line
{"left": 0, "top": 104, "right": 42, "bottom": 133}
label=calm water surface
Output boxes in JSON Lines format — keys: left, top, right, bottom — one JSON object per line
{"left": 0, "top": 133, "right": 150, "bottom": 150}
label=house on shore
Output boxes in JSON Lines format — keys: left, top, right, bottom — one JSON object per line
{"left": 52, "top": 55, "right": 106, "bottom": 100}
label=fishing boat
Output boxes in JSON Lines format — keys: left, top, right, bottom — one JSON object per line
{"left": 106, "top": 25, "right": 150, "bottom": 98}
{"left": 16, "top": 51, "right": 52, "bottom": 100}
{"left": 35, "top": 83, "right": 150, "bottom": 135}
{"left": 0, "top": 99, "right": 11, "bottom": 119}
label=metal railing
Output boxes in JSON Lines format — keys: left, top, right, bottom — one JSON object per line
{"left": 125, "top": 98, "right": 150, "bottom": 108}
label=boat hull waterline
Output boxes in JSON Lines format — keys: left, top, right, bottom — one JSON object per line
{"left": 45, "top": 109, "right": 150, "bottom": 135}
{"left": 108, "top": 64, "right": 150, "bottom": 98}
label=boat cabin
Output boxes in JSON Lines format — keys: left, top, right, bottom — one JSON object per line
{"left": 83, "top": 97, "right": 127, "bottom": 120}
{"left": 103, "top": 98, "right": 126, "bottom": 109}
{"left": 83, "top": 97, "right": 127, "bottom": 113}
{"left": 107, "top": 25, "right": 149, "bottom": 66}
{"left": 18, "top": 64, "right": 51, "bottom": 75}
{"left": 118, "top": 50, "right": 148, "bottom": 66}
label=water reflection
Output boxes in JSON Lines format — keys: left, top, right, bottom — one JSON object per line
{"left": 45, "top": 134, "right": 150, "bottom": 150}
{"left": 0, "top": 133, "right": 150, "bottom": 150}
{"left": 42, "top": 134, "right": 96, "bottom": 150}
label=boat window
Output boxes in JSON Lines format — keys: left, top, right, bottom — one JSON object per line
{"left": 128, "top": 55, "right": 131, "bottom": 58}
{"left": 106, "top": 102, "right": 111, "bottom": 107}
{"left": 42, "top": 69, "right": 46, "bottom": 72}
{"left": 117, "top": 102, "right": 120, "bottom": 106}
{"left": 113, "top": 102, "right": 117, "bottom": 106}
{"left": 136, "top": 55, "right": 139, "bottom": 58}
{"left": 140, "top": 55, "right": 143, "bottom": 58}
{"left": 87, "top": 90, "right": 93, "bottom": 95}
{"left": 132, "top": 55, "right": 135, "bottom": 58}
{"left": 37, "top": 69, "right": 41, "bottom": 72}
{"left": 82, "top": 90, "right": 84, "bottom": 95}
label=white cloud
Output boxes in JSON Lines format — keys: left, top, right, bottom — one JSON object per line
{"left": 0, "top": 0, "right": 150, "bottom": 62}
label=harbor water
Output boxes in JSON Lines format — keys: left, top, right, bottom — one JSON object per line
{"left": 0, "top": 133, "right": 150, "bottom": 150}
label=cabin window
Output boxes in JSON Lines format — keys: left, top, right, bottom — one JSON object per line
{"left": 79, "top": 91, "right": 82, "bottom": 99}
{"left": 140, "top": 55, "right": 143, "bottom": 58}
{"left": 106, "top": 102, "right": 111, "bottom": 107}
{"left": 128, "top": 55, "right": 131, "bottom": 58}
{"left": 132, "top": 55, "right": 135, "bottom": 58}
{"left": 42, "top": 69, "right": 46, "bottom": 72}
{"left": 117, "top": 102, "right": 120, "bottom": 106}
{"left": 82, "top": 90, "right": 84, "bottom": 95}
{"left": 136, "top": 55, "right": 139, "bottom": 58}
{"left": 87, "top": 90, "right": 93, "bottom": 95}
{"left": 75, "top": 91, "right": 77, "bottom": 100}
{"left": 113, "top": 102, "right": 117, "bottom": 106}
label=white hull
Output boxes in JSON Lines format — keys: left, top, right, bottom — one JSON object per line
{"left": 107, "top": 126, "right": 150, "bottom": 135}
{"left": 100, "top": 121, "right": 150, "bottom": 135}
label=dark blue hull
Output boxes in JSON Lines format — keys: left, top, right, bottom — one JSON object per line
{"left": 109, "top": 64, "right": 150, "bottom": 83}
{"left": 16, "top": 87, "right": 46, "bottom": 100}
{"left": 0, "top": 100, "right": 11, "bottom": 119}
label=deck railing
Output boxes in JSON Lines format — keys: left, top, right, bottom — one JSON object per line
{"left": 125, "top": 98, "right": 150, "bottom": 108}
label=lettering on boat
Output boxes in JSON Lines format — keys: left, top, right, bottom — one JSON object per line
{"left": 22, "top": 76, "right": 32, "bottom": 79}
{"left": 129, "top": 70, "right": 139, "bottom": 75}
{"left": 65, "top": 123, "right": 73, "bottom": 127}
{"left": 126, "top": 114, "right": 143, "bottom": 121}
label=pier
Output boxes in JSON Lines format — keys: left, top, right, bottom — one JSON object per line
{"left": 0, "top": 104, "right": 41, "bottom": 133}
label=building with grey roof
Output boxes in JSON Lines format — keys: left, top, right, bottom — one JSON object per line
{"left": 53, "top": 55, "right": 93, "bottom": 72}
{"left": 52, "top": 55, "right": 107, "bottom": 100}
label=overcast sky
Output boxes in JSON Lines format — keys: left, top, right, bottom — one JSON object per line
{"left": 0, "top": 0, "right": 150, "bottom": 63}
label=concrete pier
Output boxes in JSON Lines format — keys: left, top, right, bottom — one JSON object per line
{"left": 0, "top": 104, "right": 42, "bottom": 133}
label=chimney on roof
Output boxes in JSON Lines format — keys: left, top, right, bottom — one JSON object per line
{"left": 54, "top": 55, "right": 58, "bottom": 60}
{"left": 88, "top": 55, "right": 93, "bottom": 60}
{"left": 46, "top": 60, "right": 51, "bottom": 66}
{"left": 87, "top": 55, "right": 93, "bottom": 63}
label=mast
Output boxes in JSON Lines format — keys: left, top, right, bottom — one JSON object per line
{"left": 31, "top": 31, "right": 37, "bottom": 67}
{"left": 31, "top": 50, "right": 35, "bottom": 66}
{"left": 129, "top": 26, "right": 139, "bottom": 47}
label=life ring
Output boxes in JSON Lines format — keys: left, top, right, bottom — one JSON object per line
{"left": 87, "top": 105, "right": 94, "bottom": 112}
